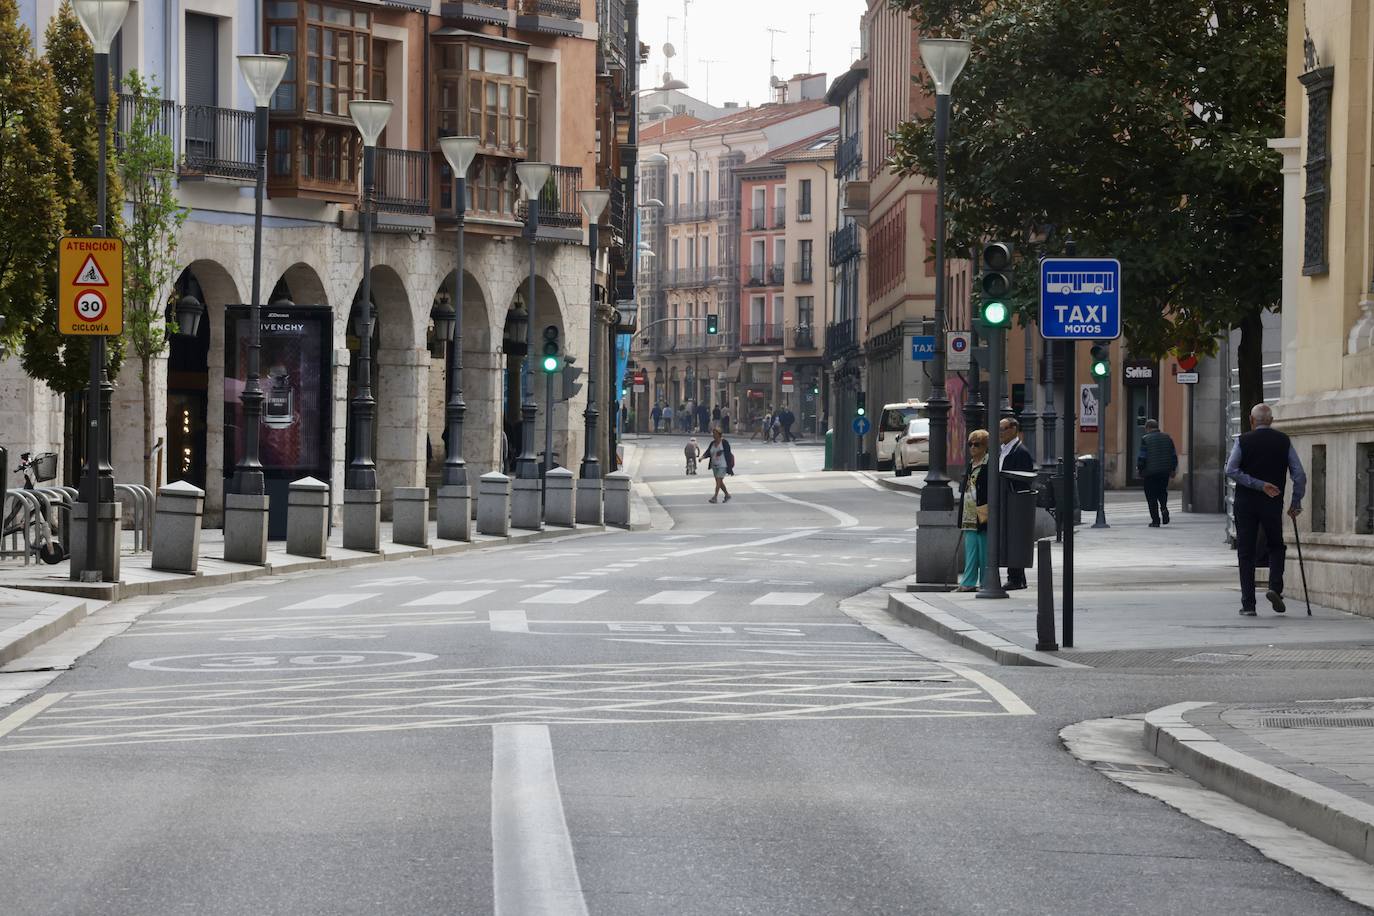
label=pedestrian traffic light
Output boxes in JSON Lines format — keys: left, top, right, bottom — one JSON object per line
{"left": 562, "top": 355, "right": 583, "bottom": 400}
{"left": 542, "top": 325, "right": 560, "bottom": 373}
{"left": 856, "top": 391, "right": 867, "bottom": 417}
{"left": 980, "top": 241, "right": 1012, "bottom": 329}
{"left": 706, "top": 313, "right": 719, "bottom": 335}
{"left": 1090, "top": 343, "right": 1110, "bottom": 379}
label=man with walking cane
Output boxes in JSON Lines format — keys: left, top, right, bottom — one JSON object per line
{"left": 1226, "top": 403, "right": 1307, "bottom": 616}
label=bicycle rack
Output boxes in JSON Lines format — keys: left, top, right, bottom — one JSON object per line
{"left": 1, "top": 491, "right": 39, "bottom": 565}
{"left": 114, "top": 484, "right": 156, "bottom": 553}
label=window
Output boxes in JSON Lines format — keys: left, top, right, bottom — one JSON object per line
{"left": 687, "top": 172, "right": 695, "bottom": 205}
{"left": 799, "top": 239, "right": 813, "bottom": 281}
{"left": 798, "top": 178, "right": 812, "bottom": 216}
{"left": 434, "top": 40, "right": 529, "bottom": 156}
{"left": 797, "top": 296, "right": 815, "bottom": 327}
{"left": 672, "top": 174, "right": 680, "bottom": 208}
{"left": 702, "top": 170, "right": 710, "bottom": 202}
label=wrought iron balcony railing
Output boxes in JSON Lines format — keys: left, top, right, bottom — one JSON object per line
{"left": 790, "top": 324, "right": 817, "bottom": 350}
{"left": 517, "top": 164, "right": 584, "bottom": 229}
{"left": 772, "top": 204, "right": 786, "bottom": 228}
{"left": 794, "top": 262, "right": 814, "bottom": 284}
{"left": 836, "top": 133, "right": 862, "bottom": 179}
{"left": 829, "top": 223, "right": 860, "bottom": 266}
{"left": 767, "top": 265, "right": 785, "bottom": 286}
{"left": 181, "top": 105, "right": 256, "bottom": 180}
{"left": 375, "top": 148, "right": 431, "bottom": 216}
{"left": 825, "top": 319, "right": 858, "bottom": 358}
{"left": 749, "top": 207, "right": 767, "bottom": 231}
{"left": 742, "top": 323, "right": 784, "bottom": 347}
{"left": 517, "top": 0, "right": 579, "bottom": 18}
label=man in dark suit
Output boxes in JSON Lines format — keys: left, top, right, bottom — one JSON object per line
{"left": 1226, "top": 403, "right": 1306, "bottom": 616}
{"left": 998, "top": 417, "right": 1036, "bottom": 589}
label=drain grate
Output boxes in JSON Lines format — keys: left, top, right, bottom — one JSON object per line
{"left": 1258, "top": 716, "right": 1374, "bottom": 729}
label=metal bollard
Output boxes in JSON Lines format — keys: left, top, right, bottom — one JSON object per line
{"left": 1035, "top": 538, "right": 1058, "bottom": 651}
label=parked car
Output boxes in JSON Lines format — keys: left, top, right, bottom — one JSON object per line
{"left": 893, "top": 418, "right": 930, "bottom": 477}
{"left": 876, "top": 400, "right": 929, "bottom": 470}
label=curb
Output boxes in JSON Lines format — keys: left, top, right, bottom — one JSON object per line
{"left": 886, "top": 591, "right": 1087, "bottom": 668}
{"left": 0, "top": 592, "right": 96, "bottom": 668}
{"left": 1144, "top": 703, "right": 1374, "bottom": 866}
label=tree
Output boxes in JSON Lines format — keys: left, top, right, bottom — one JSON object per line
{"left": 118, "top": 70, "right": 187, "bottom": 489}
{"left": 887, "top": 0, "right": 1285, "bottom": 426}
{"left": 0, "top": 0, "right": 68, "bottom": 350}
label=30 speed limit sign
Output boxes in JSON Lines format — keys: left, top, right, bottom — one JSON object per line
{"left": 58, "top": 237, "right": 123, "bottom": 335}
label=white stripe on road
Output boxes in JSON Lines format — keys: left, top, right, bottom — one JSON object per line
{"left": 637, "top": 590, "right": 714, "bottom": 606}
{"left": 0, "top": 693, "right": 67, "bottom": 738}
{"left": 945, "top": 665, "right": 1036, "bottom": 716}
{"left": 157, "top": 596, "right": 263, "bottom": 615}
{"left": 491, "top": 723, "right": 588, "bottom": 916}
{"left": 280, "top": 593, "right": 379, "bottom": 610}
{"left": 750, "top": 592, "right": 823, "bottom": 607}
{"left": 489, "top": 610, "right": 530, "bottom": 633}
{"left": 667, "top": 529, "right": 817, "bottom": 558}
{"left": 522, "top": 590, "right": 607, "bottom": 605}
{"left": 403, "top": 590, "right": 494, "bottom": 608}
{"left": 743, "top": 480, "right": 859, "bottom": 528}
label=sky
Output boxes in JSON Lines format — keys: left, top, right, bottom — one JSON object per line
{"left": 636, "top": 0, "right": 869, "bottom": 108}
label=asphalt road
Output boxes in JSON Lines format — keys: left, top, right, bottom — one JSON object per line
{"left": 0, "top": 436, "right": 1368, "bottom": 915}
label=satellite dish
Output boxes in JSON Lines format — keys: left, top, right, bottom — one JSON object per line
{"left": 663, "top": 42, "right": 677, "bottom": 59}
{"left": 770, "top": 75, "right": 783, "bottom": 87}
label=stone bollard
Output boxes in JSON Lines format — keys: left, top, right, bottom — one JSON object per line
{"left": 224, "top": 493, "right": 270, "bottom": 566}
{"left": 151, "top": 480, "right": 204, "bottom": 574}
{"left": 286, "top": 477, "right": 330, "bottom": 558}
{"left": 544, "top": 467, "right": 575, "bottom": 527}
{"left": 477, "top": 472, "right": 511, "bottom": 537}
{"left": 343, "top": 488, "right": 382, "bottom": 553}
{"left": 576, "top": 477, "right": 604, "bottom": 527}
{"left": 437, "top": 484, "right": 472, "bottom": 542}
{"left": 393, "top": 487, "right": 430, "bottom": 547}
{"left": 511, "top": 477, "right": 543, "bottom": 531}
{"left": 604, "top": 471, "right": 632, "bottom": 527}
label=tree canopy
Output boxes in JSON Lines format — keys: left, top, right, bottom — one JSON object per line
{"left": 886, "top": 0, "right": 1287, "bottom": 360}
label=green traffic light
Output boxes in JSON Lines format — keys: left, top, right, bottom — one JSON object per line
{"left": 857, "top": 406, "right": 866, "bottom": 417}
{"left": 1091, "top": 360, "right": 1109, "bottom": 378}
{"left": 542, "top": 355, "right": 559, "bottom": 373}
{"left": 982, "top": 300, "right": 1009, "bottom": 328}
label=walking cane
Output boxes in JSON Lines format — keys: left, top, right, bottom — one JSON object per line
{"left": 1291, "top": 516, "right": 1312, "bottom": 616}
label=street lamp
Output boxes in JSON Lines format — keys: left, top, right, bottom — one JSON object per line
{"left": 438, "top": 136, "right": 479, "bottom": 488}
{"left": 514, "top": 161, "right": 552, "bottom": 480}
{"left": 346, "top": 99, "right": 393, "bottom": 491}
{"left": 578, "top": 188, "right": 611, "bottom": 478}
{"left": 230, "top": 54, "right": 289, "bottom": 497}
{"left": 72, "top": 0, "right": 129, "bottom": 582}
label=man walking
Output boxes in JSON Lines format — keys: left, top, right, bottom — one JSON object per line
{"left": 1137, "top": 419, "right": 1178, "bottom": 527}
{"left": 1227, "top": 403, "right": 1306, "bottom": 617}
{"left": 998, "top": 417, "right": 1035, "bottom": 590}
{"left": 651, "top": 402, "right": 662, "bottom": 434}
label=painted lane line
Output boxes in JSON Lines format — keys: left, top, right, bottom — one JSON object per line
{"left": 158, "top": 596, "right": 263, "bottom": 615}
{"left": 522, "top": 590, "right": 608, "bottom": 606}
{"left": 750, "top": 592, "right": 823, "bottom": 607}
{"left": 666, "top": 528, "right": 817, "bottom": 559}
{"left": 742, "top": 480, "right": 859, "bottom": 528}
{"left": 402, "top": 590, "right": 494, "bottom": 608}
{"left": 281, "top": 594, "right": 380, "bottom": 611}
{"left": 491, "top": 723, "right": 589, "bottom": 916}
{"left": 489, "top": 610, "right": 530, "bottom": 634}
{"left": 359, "top": 576, "right": 428, "bottom": 587}
{"left": 943, "top": 665, "right": 1035, "bottom": 716}
{"left": 0, "top": 692, "right": 67, "bottom": 738}
{"left": 637, "top": 591, "right": 714, "bottom": 606}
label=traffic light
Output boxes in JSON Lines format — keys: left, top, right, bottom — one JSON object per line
{"left": 542, "top": 325, "right": 560, "bottom": 373}
{"left": 562, "top": 355, "right": 583, "bottom": 400}
{"left": 856, "top": 391, "right": 867, "bottom": 417}
{"left": 980, "top": 241, "right": 1012, "bottom": 329}
{"left": 1090, "top": 343, "right": 1110, "bottom": 379}
{"left": 706, "top": 313, "right": 719, "bottom": 335}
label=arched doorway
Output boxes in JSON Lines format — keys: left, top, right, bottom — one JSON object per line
{"left": 166, "top": 271, "right": 210, "bottom": 489}
{"left": 502, "top": 275, "right": 567, "bottom": 472}
{"left": 427, "top": 268, "right": 496, "bottom": 483}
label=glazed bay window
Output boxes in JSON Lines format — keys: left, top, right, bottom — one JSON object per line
{"left": 433, "top": 37, "right": 529, "bottom": 156}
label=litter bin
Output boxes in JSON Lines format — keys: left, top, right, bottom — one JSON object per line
{"left": 1000, "top": 470, "right": 1038, "bottom": 569}
{"left": 824, "top": 428, "right": 833, "bottom": 471}
{"left": 1076, "top": 454, "right": 1101, "bottom": 512}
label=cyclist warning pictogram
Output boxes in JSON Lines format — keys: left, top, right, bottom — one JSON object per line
{"left": 58, "top": 237, "right": 123, "bottom": 335}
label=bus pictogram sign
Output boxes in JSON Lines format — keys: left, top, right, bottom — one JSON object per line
{"left": 58, "top": 236, "right": 123, "bottom": 335}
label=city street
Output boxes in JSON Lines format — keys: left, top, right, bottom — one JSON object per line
{"left": 1, "top": 437, "right": 1370, "bottom": 915}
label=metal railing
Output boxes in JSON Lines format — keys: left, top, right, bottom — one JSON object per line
{"left": 182, "top": 105, "right": 256, "bottom": 180}
{"left": 749, "top": 207, "right": 767, "bottom": 231}
{"left": 375, "top": 148, "right": 431, "bottom": 215}
{"left": 767, "top": 265, "right": 785, "bottom": 286}
{"left": 609, "top": 176, "right": 626, "bottom": 238}
{"left": 518, "top": 164, "right": 583, "bottom": 229}
{"left": 794, "top": 262, "right": 814, "bottom": 283}
{"left": 518, "top": 0, "right": 579, "bottom": 18}
{"left": 598, "top": 0, "right": 628, "bottom": 67}
{"left": 746, "top": 263, "right": 766, "bottom": 286}
{"left": 836, "top": 133, "right": 862, "bottom": 178}
{"left": 742, "top": 323, "right": 783, "bottom": 347}
{"left": 115, "top": 94, "right": 179, "bottom": 153}
{"left": 773, "top": 204, "right": 786, "bottom": 227}
{"left": 790, "top": 325, "right": 817, "bottom": 350}
{"left": 826, "top": 318, "right": 858, "bottom": 357}
{"left": 830, "top": 223, "right": 860, "bottom": 265}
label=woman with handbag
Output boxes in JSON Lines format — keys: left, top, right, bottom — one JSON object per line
{"left": 955, "top": 429, "right": 991, "bottom": 592}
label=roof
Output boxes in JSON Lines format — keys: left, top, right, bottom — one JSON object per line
{"left": 640, "top": 114, "right": 704, "bottom": 142}
{"left": 738, "top": 128, "right": 840, "bottom": 173}
{"left": 648, "top": 98, "right": 831, "bottom": 144}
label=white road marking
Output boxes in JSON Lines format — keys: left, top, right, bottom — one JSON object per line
{"left": 657, "top": 576, "right": 707, "bottom": 582}
{"left": 281, "top": 594, "right": 379, "bottom": 611}
{"left": 359, "top": 576, "right": 428, "bottom": 587}
{"left": 666, "top": 529, "right": 817, "bottom": 558}
{"left": 751, "top": 592, "right": 823, "bottom": 607}
{"left": 489, "top": 610, "right": 530, "bottom": 634}
{"left": 0, "top": 693, "right": 67, "bottom": 737}
{"left": 522, "top": 590, "right": 607, "bottom": 605}
{"left": 743, "top": 480, "right": 859, "bottom": 528}
{"left": 849, "top": 526, "right": 882, "bottom": 531}
{"left": 402, "top": 590, "right": 494, "bottom": 608}
{"left": 945, "top": 665, "right": 1036, "bottom": 716}
{"left": 158, "top": 596, "right": 263, "bottom": 615}
{"left": 491, "top": 723, "right": 589, "bottom": 916}
{"left": 637, "top": 590, "right": 714, "bottom": 606}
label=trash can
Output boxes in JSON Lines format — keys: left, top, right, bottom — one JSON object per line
{"left": 824, "top": 428, "right": 834, "bottom": 471}
{"left": 1000, "top": 471, "right": 1039, "bottom": 569}
{"left": 1076, "top": 454, "right": 1100, "bottom": 512}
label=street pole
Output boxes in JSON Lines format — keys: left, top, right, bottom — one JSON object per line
{"left": 1061, "top": 337, "right": 1075, "bottom": 647}
{"left": 439, "top": 137, "right": 478, "bottom": 488}
{"left": 347, "top": 146, "right": 379, "bottom": 490}
{"left": 1093, "top": 374, "right": 1109, "bottom": 528}
{"left": 922, "top": 90, "right": 955, "bottom": 512}
{"left": 545, "top": 367, "right": 555, "bottom": 490}
{"left": 578, "top": 189, "right": 611, "bottom": 478}
{"left": 515, "top": 162, "right": 552, "bottom": 480}
{"left": 978, "top": 323, "right": 1007, "bottom": 599}
{"left": 1186, "top": 382, "right": 1196, "bottom": 513}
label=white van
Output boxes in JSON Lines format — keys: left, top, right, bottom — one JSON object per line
{"left": 876, "top": 400, "right": 929, "bottom": 470}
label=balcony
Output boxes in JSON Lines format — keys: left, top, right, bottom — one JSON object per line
{"left": 665, "top": 200, "right": 712, "bottom": 223}
{"left": 748, "top": 207, "right": 767, "bottom": 231}
{"left": 663, "top": 267, "right": 711, "bottom": 289}
{"left": 772, "top": 204, "right": 786, "bottom": 228}
{"left": 375, "top": 148, "right": 431, "bottom": 216}
{"left": 746, "top": 263, "right": 766, "bottom": 286}
{"left": 790, "top": 324, "right": 817, "bottom": 350}
{"left": 742, "top": 323, "right": 784, "bottom": 348}
{"left": 767, "top": 265, "right": 785, "bottom": 287}
{"left": 609, "top": 176, "right": 626, "bottom": 239}
{"left": 598, "top": 0, "right": 629, "bottom": 70}
{"left": 711, "top": 262, "right": 738, "bottom": 285}
{"left": 442, "top": 0, "right": 508, "bottom": 25}
{"left": 516, "top": 0, "right": 583, "bottom": 36}
{"left": 517, "top": 164, "right": 584, "bottom": 232}
{"left": 181, "top": 105, "right": 256, "bottom": 181}
{"left": 836, "top": 133, "right": 862, "bottom": 179}
{"left": 115, "top": 93, "right": 179, "bottom": 154}
{"left": 825, "top": 319, "right": 859, "bottom": 358}
{"left": 830, "top": 223, "right": 860, "bottom": 266}
{"left": 794, "top": 262, "right": 814, "bottom": 284}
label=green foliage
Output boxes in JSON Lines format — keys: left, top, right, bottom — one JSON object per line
{"left": 117, "top": 69, "right": 187, "bottom": 364}
{"left": 0, "top": 0, "right": 69, "bottom": 350}
{"left": 21, "top": 1, "right": 124, "bottom": 393}
{"left": 886, "top": 0, "right": 1286, "bottom": 359}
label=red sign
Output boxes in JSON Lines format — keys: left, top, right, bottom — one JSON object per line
{"left": 1178, "top": 354, "right": 1199, "bottom": 372}
{"left": 780, "top": 370, "right": 794, "bottom": 384}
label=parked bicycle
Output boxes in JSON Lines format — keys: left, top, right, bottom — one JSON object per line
{"left": 2, "top": 451, "right": 66, "bottom": 565}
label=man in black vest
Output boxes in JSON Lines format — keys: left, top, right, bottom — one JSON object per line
{"left": 1226, "top": 403, "right": 1306, "bottom": 616}
{"left": 1137, "top": 419, "right": 1178, "bottom": 527}
{"left": 998, "top": 417, "right": 1036, "bottom": 590}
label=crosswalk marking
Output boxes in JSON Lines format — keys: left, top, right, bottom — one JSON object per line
{"left": 489, "top": 610, "right": 530, "bottom": 633}
{"left": 637, "top": 590, "right": 715, "bottom": 606}
{"left": 158, "top": 596, "right": 262, "bottom": 615}
{"left": 281, "top": 593, "right": 379, "bottom": 611}
{"left": 522, "top": 589, "right": 607, "bottom": 605}
{"left": 402, "top": 590, "right": 494, "bottom": 608}
{"left": 750, "top": 592, "right": 823, "bottom": 607}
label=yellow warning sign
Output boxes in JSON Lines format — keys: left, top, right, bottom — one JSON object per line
{"left": 59, "top": 237, "right": 123, "bottom": 335}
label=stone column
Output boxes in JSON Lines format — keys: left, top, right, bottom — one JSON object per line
{"left": 151, "top": 480, "right": 204, "bottom": 574}
{"left": 392, "top": 486, "right": 430, "bottom": 547}
{"left": 376, "top": 346, "right": 428, "bottom": 520}
{"left": 477, "top": 471, "right": 511, "bottom": 536}
{"left": 286, "top": 477, "right": 330, "bottom": 558}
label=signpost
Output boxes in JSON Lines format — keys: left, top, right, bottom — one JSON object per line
{"left": 59, "top": 237, "right": 123, "bottom": 335}
{"left": 946, "top": 331, "right": 971, "bottom": 371}
{"left": 781, "top": 370, "right": 794, "bottom": 393}
{"left": 852, "top": 415, "right": 871, "bottom": 437}
{"left": 911, "top": 335, "right": 937, "bottom": 362}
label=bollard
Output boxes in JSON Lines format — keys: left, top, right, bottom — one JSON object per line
{"left": 437, "top": 484, "right": 472, "bottom": 542}
{"left": 510, "top": 478, "right": 543, "bottom": 531}
{"left": 392, "top": 487, "right": 430, "bottom": 547}
{"left": 151, "top": 480, "right": 204, "bottom": 574}
{"left": 477, "top": 472, "right": 511, "bottom": 537}
{"left": 286, "top": 477, "right": 330, "bottom": 558}
{"left": 575, "top": 477, "right": 604, "bottom": 526}
{"left": 1035, "top": 538, "right": 1058, "bottom": 651}
{"left": 544, "top": 468, "right": 575, "bottom": 527}
{"left": 343, "top": 488, "right": 382, "bottom": 553}
{"left": 604, "top": 471, "right": 632, "bottom": 527}
{"left": 224, "top": 493, "right": 270, "bottom": 565}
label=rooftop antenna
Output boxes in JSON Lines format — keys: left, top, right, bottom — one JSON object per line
{"left": 767, "top": 27, "right": 786, "bottom": 90}
{"left": 807, "top": 13, "right": 816, "bottom": 73}
{"left": 699, "top": 57, "right": 721, "bottom": 105}
{"left": 683, "top": 0, "right": 692, "bottom": 85}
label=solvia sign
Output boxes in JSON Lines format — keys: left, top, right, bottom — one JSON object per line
{"left": 1123, "top": 360, "right": 1156, "bottom": 386}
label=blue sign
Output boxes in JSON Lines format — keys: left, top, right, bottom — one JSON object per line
{"left": 853, "top": 416, "right": 871, "bottom": 437}
{"left": 910, "top": 335, "right": 936, "bottom": 361}
{"left": 1040, "top": 258, "right": 1122, "bottom": 340}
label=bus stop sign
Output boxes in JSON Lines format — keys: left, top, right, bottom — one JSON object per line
{"left": 1040, "top": 258, "right": 1121, "bottom": 340}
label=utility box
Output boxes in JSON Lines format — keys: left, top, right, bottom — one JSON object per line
{"left": 1000, "top": 471, "right": 1039, "bottom": 569}
{"left": 1076, "top": 454, "right": 1100, "bottom": 512}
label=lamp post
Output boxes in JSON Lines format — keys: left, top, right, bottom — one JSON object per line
{"left": 345, "top": 99, "right": 393, "bottom": 491}
{"left": 515, "top": 161, "right": 553, "bottom": 480}
{"left": 72, "top": 0, "right": 129, "bottom": 582}
{"left": 438, "top": 136, "right": 479, "bottom": 487}
{"left": 578, "top": 188, "right": 611, "bottom": 478}
{"left": 230, "top": 54, "right": 289, "bottom": 497}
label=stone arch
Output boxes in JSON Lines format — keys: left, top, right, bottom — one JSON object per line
{"left": 426, "top": 269, "right": 501, "bottom": 479}
{"left": 499, "top": 274, "right": 571, "bottom": 471}
{"left": 273, "top": 262, "right": 329, "bottom": 307}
